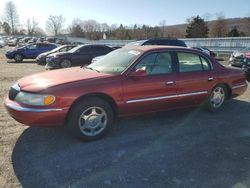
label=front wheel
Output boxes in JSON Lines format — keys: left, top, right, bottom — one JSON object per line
{"left": 60, "top": 59, "right": 71, "bottom": 68}
{"left": 14, "top": 54, "right": 23, "bottom": 62}
{"left": 206, "top": 84, "right": 227, "bottom": 111}
{"left": 67, "top": 97, "right": 114, "bottom": 141}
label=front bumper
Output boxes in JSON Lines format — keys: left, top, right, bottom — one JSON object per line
{"left": 45, "top": 57, "right": 60, "bottom": 69}
{"left": 36, "top": 57, "right": 46, "bottom": 65}
{"left": 5, "top": 53, "right": 14, "bottom": 59}
{"left": 4, "top": 97, "right": 68, "bottom": 127}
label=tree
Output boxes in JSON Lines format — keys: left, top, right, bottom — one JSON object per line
{"left": 159, "top": 20, "right": 167, "bottom": 37}
{"left": 2, "top": 22, "right": 11, "bottom": 34}
{"left": 3, "top": 1, "right": 19, "bottom": 34}
{"left": 100, "top": 23, "right": 109, "bottom": 32}
{"left": 26, "top": 18, "right": 38, "bottom": 35}
{"left": 69, "top": 18, "right": 84, "bottom": 37}
{"left": 82, "top": 19, "right": 101, "bottom": 39}
{"left": 245, "top": 17, "right": 250, "bottom": 35}
{"left": 210, "top": 15, "right": 227, "bottom": 37}
{"left": 46, "top": 15, "right": 65, "bottom": 36}
{"left": 227, "top": 26, "right": 240, "bottom": 37}
{"left": 186, "top": 16, "right": 209, "bottom": 38}
{"left": 166, "top": 27, "right": 184, "bottom": 38}
{"left": 115, "top": 24, "right": 126, "bottom": 39}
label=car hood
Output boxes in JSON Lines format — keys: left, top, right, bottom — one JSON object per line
{"left": 7, "top": 47, "right": 23, "bottom": 53}
{"left": 233, "top": 51, "right": 244, "bottom": 57}
{"left": 18, "top": 67, "right": 113, "bottom": 92}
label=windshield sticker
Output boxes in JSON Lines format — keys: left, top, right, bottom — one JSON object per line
{"left": 128, "top": 50, "right": 141, "bottom": 56}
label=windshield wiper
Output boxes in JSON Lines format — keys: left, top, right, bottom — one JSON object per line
{"left": 83, "top": 66, "right": 100, "bottom": 72}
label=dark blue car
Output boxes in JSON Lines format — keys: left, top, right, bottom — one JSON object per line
{"left": 242, "top": 53, "right": 250, "bottom": 81}
{"left": 5, "top": 43, "right": 57, "bottom": 62}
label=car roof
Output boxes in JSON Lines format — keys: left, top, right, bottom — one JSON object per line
{"left": 123, "top": 45, "right": 189, "bottom": 53}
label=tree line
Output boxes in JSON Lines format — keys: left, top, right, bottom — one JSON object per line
{"left": 1, "top": 1, "right": 249, "bottom": 40}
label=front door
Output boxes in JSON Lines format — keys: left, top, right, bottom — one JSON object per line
{"left": 122, "top": 51, "right": 180, "bottom": 115}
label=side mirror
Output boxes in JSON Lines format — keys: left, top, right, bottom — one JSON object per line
{"left": 129, "top": 68, "right": 147, "bottom": 77}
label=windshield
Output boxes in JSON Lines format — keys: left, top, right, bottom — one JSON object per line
{"left": 68, "top": 45, "right": 83, "bottom": 53}
{"left": 50, "top": 45, "right": 65, "bottom": 53}
{"left": 87, "top": 48, "right": 142, "bottom": 74}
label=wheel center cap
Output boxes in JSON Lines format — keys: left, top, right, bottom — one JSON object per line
{"left": 88, "top": 115, "right": 99, "bottom": 128}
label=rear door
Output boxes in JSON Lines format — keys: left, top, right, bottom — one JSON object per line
{"left": 36, "top": 43, "right": 51, "bottom": 56}
{"left": 174, "top": 51, "right": 215, "bottom": 107}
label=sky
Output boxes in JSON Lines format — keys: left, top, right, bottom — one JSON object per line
{"left": 0, "top": 0, "right": 250, "bottom": 31}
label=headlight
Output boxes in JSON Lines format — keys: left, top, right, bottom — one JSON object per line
{"left": 15, "top": 92, "right": 55, "bottom": 106}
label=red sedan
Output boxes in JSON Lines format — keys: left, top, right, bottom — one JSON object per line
{"left": 5, "top": 46, "right": 247, "bottom": 141}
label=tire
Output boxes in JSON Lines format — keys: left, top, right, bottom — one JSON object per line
{"left": 206, "top": 84, "right": 227, "bottom": 111}
{"left": 67, "top": 97, "right": 114, "bottom": 141}
{"left": 246, "top": 74, "right": 250, "bottom": 82}
{"left": 60, "top": 59, "right": 71, "bottom": 68}
{"left": 14, "top": 54, "right": 23, "bottom": 62}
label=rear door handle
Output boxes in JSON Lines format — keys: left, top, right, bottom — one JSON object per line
{"left": 208, "top": 77, "right": 214, "bottom": 81}
{"left": 165, "top": 81, "right": 174, "bottom": 85}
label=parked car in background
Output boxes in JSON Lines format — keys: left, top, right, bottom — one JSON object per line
{"left": 27, "top": 37, "right": 38, "bottom": 44}
{"left": 0, "top": 39, "right": 6, "bottom": 48}
{"left": 8, "top": 38, "right": 18, "bottom": 46}
{"left": 17, "top": 37, "right": 32, "bottom": 46}
{"left": 192, "top": 47, "right": 216, "bottom": 57}
{"left": 45, "top": 44, "right": 114, "bottom": 69}
{"left": 229, "top": 47, "right": 250, "bottom": 67}
{"left": 126, "top": 38, "right": 187, "bottom": 47}
{"left": 242, "top": 52, "right": 250, "bottom": 81}
{"left": 5, "top": 43, "right": 57, "bottom": 62}
{"left": 5, "top": 46, "right": 247, "bottom": 141}
{"left": 91, "top": 38, "right": 187, "bottom": 64}
{"left": 36, "top": 44, "right": 77, "bottom": 65}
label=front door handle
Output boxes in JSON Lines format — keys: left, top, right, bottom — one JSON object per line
{"left": 208, "top": 77, "right": 214, "bottom": 81}
{"left": 165, "top": 81, "right": 174, "bottom": 85}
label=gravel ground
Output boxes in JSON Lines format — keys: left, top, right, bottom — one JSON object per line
{"left": 0, "top": 46, "right": 250, "bottom": 188}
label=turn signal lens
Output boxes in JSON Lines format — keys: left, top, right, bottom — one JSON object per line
{"left": 44, "top": 95, "right": 55, "bottom": 105}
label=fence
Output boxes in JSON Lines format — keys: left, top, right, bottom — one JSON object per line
{"left": 182, "top": 37, "right": 250, "bottom": 53}
{"left": 67, "top": 36, "right": 250, "bottom": 54}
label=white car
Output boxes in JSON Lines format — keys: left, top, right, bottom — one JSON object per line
{"left": 0, "top": 39, "right": 6, "bottom": 48}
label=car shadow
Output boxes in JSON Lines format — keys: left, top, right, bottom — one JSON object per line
{"left": 12, "top": 99, "right": 250, "bottom": 188}
{"left": 7, "top": 60, "right": 36, "bottom": 63}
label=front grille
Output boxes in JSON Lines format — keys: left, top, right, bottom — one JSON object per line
{"left": 9, "top": 84, "right": 20, "bottom": 101}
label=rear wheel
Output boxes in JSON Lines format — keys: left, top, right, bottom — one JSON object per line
{"left": 14, "top": 54, "right": 23, "bottom": 62}
{"left": 206, "top": 84, "right": 227, "bottom": 111}
{"left": 67, "top": 97, "right": 114, "bottom": 141}
{"left": 60, "top": 59, "right": 71, "bottom": 68}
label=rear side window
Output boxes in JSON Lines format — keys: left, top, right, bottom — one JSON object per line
{"left": 177, "top": 52, "right": 211, "bottom": 72}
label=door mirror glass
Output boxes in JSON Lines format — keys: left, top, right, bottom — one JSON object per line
{"left": 129, "top": 68, "right": 147, "bottom": 77}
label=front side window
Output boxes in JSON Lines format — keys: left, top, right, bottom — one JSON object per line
{"left": 59, "top": 47, "right": 68, "bottom": 52}
{"left": 177, "top": 52, "right": 211, "bottom": 72}
{"left": 135, "top": 52, "right": 172, "bottom": 75}
{"left": 26, "top": 44, "right": 37, "bottom": 49}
